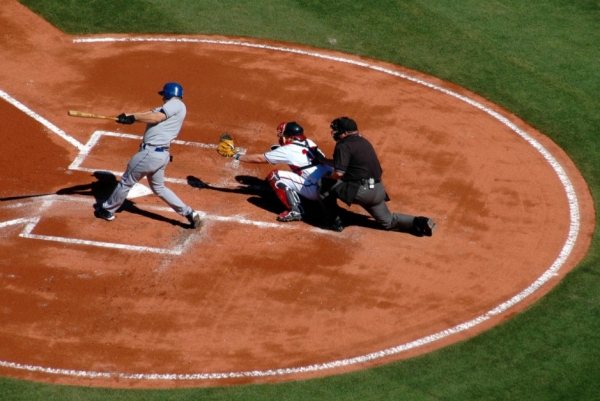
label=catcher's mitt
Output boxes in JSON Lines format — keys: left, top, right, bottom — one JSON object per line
{"left": 217, "top": 133, "right": 238, "bottom": 157}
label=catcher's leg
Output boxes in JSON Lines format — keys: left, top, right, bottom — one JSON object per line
{"left": 267, "top": 170, "right": 304, "bottom": 222}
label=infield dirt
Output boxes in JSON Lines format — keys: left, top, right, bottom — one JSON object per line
{"left": 0, "top": 0, "right": 594, "bottom": 389}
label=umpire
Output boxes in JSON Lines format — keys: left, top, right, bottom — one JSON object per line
{"left": 318, "top": 117, "right": 436, "bottom": 236}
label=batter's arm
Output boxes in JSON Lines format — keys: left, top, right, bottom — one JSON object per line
{"left": 129, "top": 111, "right": 167, "bottom": 124}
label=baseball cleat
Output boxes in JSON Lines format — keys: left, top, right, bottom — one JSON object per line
{"left": 412, "top": 216, "right": 436, "bottom": 237}
{"left": 186, "top": 211, "right": 202, "bottom": 229}
{"left": 277, "top": 210, "right": 302, "bottom": 222}
{"left": 94, "top": 205, "right": 115, "bottom": 221}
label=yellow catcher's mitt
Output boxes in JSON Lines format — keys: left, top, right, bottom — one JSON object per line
{"left": 217, "top": 133, "right": 238, "bottom": 157}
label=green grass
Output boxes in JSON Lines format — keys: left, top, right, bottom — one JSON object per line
{"left": 8, "top": 0, "right": 600, "bottom": 400}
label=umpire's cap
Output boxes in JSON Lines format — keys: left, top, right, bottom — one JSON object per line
{"left": 330, "top": 117, "right": 358, "bottom": 134}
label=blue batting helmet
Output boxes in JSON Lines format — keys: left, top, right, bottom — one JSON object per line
{"left": 158, "top": 82, "right": 183, "bottom": 99}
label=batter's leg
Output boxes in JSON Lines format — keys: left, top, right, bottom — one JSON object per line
{"left": 102, "top": 151, "right": 150, "bottom": 213}
{"left": 147, "top": 163, "right": 192, "bottom": 217}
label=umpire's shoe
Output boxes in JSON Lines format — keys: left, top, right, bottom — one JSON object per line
{"left": 411, "top": 216, "right": 436, "bottom": 237}
{"left": 321, "top": 216, "right": 344, "bottom": 232}
{"left": 186, "top": 210, "right": 202, "bottom": 229}
{"left": 94, "top": 204, "right": 115, "bottom": 221}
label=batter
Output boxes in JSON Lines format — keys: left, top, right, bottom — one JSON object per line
{"left": 94, "top": 82, "right": 201, "bottom": 229}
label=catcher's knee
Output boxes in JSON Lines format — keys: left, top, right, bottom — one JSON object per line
{"left": 266, "top": 170, "right": 280, "bottom": 187}
{"left": 267, "top": 170, "right": 291, "bottom": 191}
{"left": 267, "top": 170, "right": 302, "bottom": 212}
{"left": 267, "top": 170, "right": 289, "bottom": 208}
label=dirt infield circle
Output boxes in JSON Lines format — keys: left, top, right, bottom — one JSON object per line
{"left": 0, "top": 1, "right": 595, "bottom": 389}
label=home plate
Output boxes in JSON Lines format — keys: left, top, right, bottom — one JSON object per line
{"left": 127, "top": 183, "right": 153, "bottom": 199}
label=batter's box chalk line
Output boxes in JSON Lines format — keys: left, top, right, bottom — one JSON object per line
{"left": 68, "top": 130, "right": 250, "bottom": 196}
{"left": 0, "top": 195, "right": 338, "bottom": 256}
{"left": 0, "top": 198, "right": 191, "bottom": 255}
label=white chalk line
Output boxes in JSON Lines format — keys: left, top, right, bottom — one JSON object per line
{"left": 19, "top": 217, "right": 185, "bottom": 255}
{"left": 0, "top": 37, "right": 580, "bottom": 381}
{"left": 0, "top": 195, "right": 336, "bottom": 254}
{"left": 0, "top": 90, "right": 84, "bottom": 151}
{"left": 0, "top": 198, "right": 182, "bottom": 254}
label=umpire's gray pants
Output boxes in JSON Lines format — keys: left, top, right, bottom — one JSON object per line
{"left": 355, "top": 182, "right": 414, "bottom": 232}
{"left": 103, "top": 147, "right": 192, "bottom": 216}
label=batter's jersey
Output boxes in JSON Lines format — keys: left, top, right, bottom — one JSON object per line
{"left": 264, "top": 139, "right": 333, "bottom": 183}
{"left": 142, "top": 98, "right": 187, "bottom": 146}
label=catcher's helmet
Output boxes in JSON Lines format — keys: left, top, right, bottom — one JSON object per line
{"left": 277, "top": 122, "right": 304, "bottom": 136}
{"left": 159, "top": 82, "right": 184, "bottom": 99}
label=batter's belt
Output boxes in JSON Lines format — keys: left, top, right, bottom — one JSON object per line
{"left": 141, "top": 143, "right": 170, "bottom": 152}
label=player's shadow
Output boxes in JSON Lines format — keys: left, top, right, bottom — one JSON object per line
{"left": 0, "top": 170, "right": 118, "bottom": 202}
{"left": 118, "top": 201, "right": 190, "bottom": 228}
{"left": 56, "top": 171, "right": 189, "bottom": 228}
{"left": 56, "top": 171, "right": 119, "bottom": 203}
{"left": 186, "top": 174, "right": 384, "bottom": 231}
{"left": 0, "top": 171, "right": 116, "bottom": 202}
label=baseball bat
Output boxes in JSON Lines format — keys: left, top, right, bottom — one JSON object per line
{"left": 68, "top": 110, "right": 118, "bottom": 121}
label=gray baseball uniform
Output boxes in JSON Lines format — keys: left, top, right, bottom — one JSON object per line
{"left": 102, "top": 98, "right": 193, "bottom": 216}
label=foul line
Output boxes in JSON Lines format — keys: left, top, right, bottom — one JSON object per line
{"left": 0, "top": 37, "right": 580, "bottom": 381}
{"left": 0, "top": 90, "right": 84, "bottom": 151}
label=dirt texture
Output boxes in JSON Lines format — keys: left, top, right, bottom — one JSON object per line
{"left": 0, "top": 0, "right": 594, "bottom": 389}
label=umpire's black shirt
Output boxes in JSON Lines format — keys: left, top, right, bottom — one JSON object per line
{"left": 333, "top": 134, "right": 382, "bottom": 181}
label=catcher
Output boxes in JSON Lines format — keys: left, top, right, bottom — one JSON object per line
{"left": 217, "top": 122, "right": 333, "bottom": 222}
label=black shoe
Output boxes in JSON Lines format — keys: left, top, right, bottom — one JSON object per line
{"left": 94, "top": 205, "right": 115, "bottom": 221}
{"left": 186, "top": 211, "right": 202, "bottom": 229}
{"left": 412, "top": 216, "right": 436, "bottom": 237}
{"left": 322, "top": 216, "right": 344, "bottom": 232}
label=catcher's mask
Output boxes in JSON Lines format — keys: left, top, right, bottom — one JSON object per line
{"left": 277, "top": 122, "right": 305, "bottom": 145}
{"left": 159, "top": 82, "right": 184, "bottom": 100}
{"left": 330, "top": 117, "right": 358, "bottom": 141}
